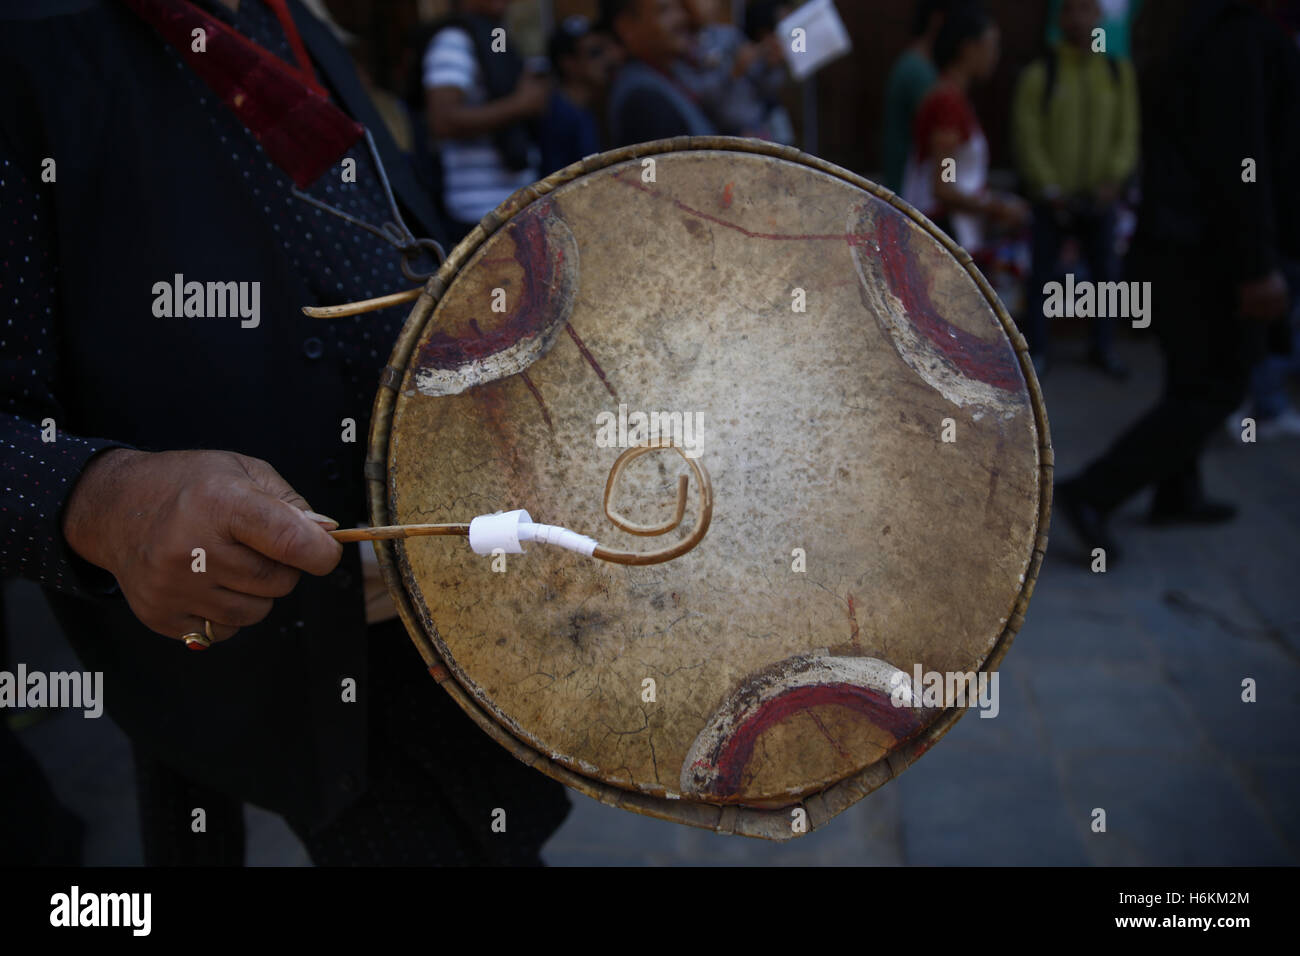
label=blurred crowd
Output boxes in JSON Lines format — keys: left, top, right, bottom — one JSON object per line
{"left": 391, "top": 0, "right": 1299, "bottom": 561}
{"left": 879, "top": 0, "right": 1300, "bottom": 560}
{"left": 878, "top": 0, "right": 1299, "bottom": 562}
{"left": 887, "top": 0, "right": 1134, "bottom": 381}
{"left": 398, "top": 0, "right": 797, "bottom": 241}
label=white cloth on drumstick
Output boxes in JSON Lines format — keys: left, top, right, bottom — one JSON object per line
{"left": 468, "top": 510, "right": 598, "bottom": 558}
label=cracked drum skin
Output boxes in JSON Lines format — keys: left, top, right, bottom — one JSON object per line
{"left": 370, "top": 138, "right": 1052, "bottom": 841}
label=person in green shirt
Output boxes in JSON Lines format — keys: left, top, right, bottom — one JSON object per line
{"left": 1013, "top": 0, "right": 1139, "bottom": 378}
{"left": 878, "top": 0, "right": 951, "bottom": 193}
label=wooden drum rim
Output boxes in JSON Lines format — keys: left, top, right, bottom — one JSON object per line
{"left": 366, "top": 135, "right": 1053, "bottom": 840}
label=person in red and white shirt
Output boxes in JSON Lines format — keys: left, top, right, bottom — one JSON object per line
{"left": 901, "top": 4, "right": 1027, "bottom": 254}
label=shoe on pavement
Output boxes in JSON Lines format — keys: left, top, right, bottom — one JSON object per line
{"left": 1056, "top": 479, "right": 1122, "bottom": 565}
{"left": 1147, "top": 498, "right": 1238, "bottom": 526}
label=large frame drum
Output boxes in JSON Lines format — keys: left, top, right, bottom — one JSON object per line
{"left": 368, "top": 137, "right": 1051, "bottom": 840}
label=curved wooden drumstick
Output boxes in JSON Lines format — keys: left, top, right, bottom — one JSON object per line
{"left": 328, "top": 523, "right": 467, "bottom": 543}
{"left": 603, "top": 443, "right": 689, "bottom": 536}
{"left": 330, "top": 441, "right": 712, "bottom": 566}
{"left": 302, "top": 287, "right": 423, "bottom": 319}
{"left": 593, "top": 441, "right": 713, "bottom": 566}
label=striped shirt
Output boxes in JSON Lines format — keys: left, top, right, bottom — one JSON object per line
{"left": 422, "top": 26, "right": 537, "bottom": 224}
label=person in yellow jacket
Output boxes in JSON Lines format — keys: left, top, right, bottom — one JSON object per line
{"left": 1013, "top": 0, "right": 1139, "bottom": 378}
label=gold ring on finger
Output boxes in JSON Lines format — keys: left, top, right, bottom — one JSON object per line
{"left": 182, "top": 631, "right": 211, "bottom": 651}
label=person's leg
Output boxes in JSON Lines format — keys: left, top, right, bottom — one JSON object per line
{"left": 1080, "top": 206, "right": 1128, "bottom": 377}
{"left": 1249, "top": 355, "right": 1291, "bottom": 421}
{"left": 1058, "top": 242, "right": 1247, "bottom": 556}
{"left": 1250, "top": 321, "right": 1300, "bottom": 437}
{"left": 1247, "top": 262, "right": 1300, "bottom": 424}
{"left": 1149, "top": 307, "right": 1259, "bottom": 518}
{"left": 0, "top": 720, "right": 84, "bottom": 865}
{"left": 1025, "top": 202, "right": 1063, "bottom": 363}
{"left": 133, "top": 746, "right": 246, "bottom": 865}
{"left": 0, "top": 590, "right": 84, "bottom": 865}
{"left": 289, "top": 620, "right": 571, "bottom": 866}
{"left": 1066, "top": 247, "right": 1205, "bottom": 508}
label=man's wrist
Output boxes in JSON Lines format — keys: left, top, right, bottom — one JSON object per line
{"left": 61, "top": 446, "right": 141, "bottom": 572}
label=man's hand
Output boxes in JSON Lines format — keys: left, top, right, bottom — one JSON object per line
{"left": 1237, "top": 269, "right": 1290, "bottom": 323}
{"left": 61, "top": 449, "right": 343, "bottom": 643}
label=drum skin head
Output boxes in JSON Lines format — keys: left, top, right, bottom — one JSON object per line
{"left": 372, "top": 138, "right": 1051, "bottom": 841}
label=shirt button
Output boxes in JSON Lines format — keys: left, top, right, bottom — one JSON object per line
{"left": 324, "top": 457, "right": 341, "bottom": 483}
{"left": 302, "top": 336, "right": 324, "bottom": 359}
{"left": 339, "top": 772, "right": 357, "bottom": 794}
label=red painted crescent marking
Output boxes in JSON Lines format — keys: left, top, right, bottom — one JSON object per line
{"left": 681, "top": 654, "right": 930, "bottom": 800}
{"left": 417, "top": 197, "right": 572, "bottom": 372}
{"left": 412, "top": 199, "right": 578, "bottom": 398}
{"left": 707, "top": 682, "right": 923, "bottom": 797}
{"left": 870, "top": 206, "right": 1021, "bottom": 393}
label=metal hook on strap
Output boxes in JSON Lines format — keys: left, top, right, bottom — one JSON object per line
{"left": 293, "top": 126, "right": 447, "bottom": 318}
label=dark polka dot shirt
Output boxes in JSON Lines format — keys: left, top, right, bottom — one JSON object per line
{"left": 0, "top": 0, "right": 427, "bottom": 597}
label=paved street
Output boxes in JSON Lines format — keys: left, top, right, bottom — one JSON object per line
{"left": 7, "top": 331, "right": 1298, "bottom": 865}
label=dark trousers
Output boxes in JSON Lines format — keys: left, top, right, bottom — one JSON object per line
{"left": 0, "top": 719, "right": 84, "bottom": 865}
{"left": 134, "top": 618, "right": 571, "bottom": 866}
{"left": 1071, "top": 241, "right": 1263, "bottom": 514}
{"left": 0, "top": 588, "right": 85, "bottom": 866}
{"left": 1025, "top": 201, "right": 1121, "bottom": 359}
